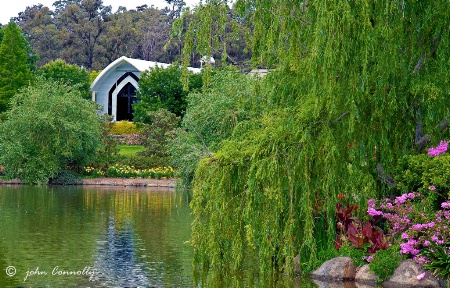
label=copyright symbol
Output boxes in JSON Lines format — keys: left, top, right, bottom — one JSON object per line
{"left": 5, "top": 266, "right": 16, "bottom": 276}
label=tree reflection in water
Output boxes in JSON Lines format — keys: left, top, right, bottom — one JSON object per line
{"left": 92, "top": 216, "right": 152, "bottom": 287}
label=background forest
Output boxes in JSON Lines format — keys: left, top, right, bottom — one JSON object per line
{"left": 0, "top": 0, "right": 251, "bottom": 70}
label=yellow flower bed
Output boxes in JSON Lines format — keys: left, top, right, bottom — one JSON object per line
{"left": 83, "top": 164, "right": 174, "bottom": 179}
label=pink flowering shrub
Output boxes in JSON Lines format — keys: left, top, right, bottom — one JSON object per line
{"left": 368, "top": 193, "right": 450, "bottom": 278}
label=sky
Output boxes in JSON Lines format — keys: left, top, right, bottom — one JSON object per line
{"left": 0, "top": 0, "right": 200, "bottom": 25}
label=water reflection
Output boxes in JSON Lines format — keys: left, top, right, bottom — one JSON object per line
{"left": 0, "top": 185, "right": 323, "bottom": 287}
{"left": 93, "top": 216, "right": 150, "bottom": 287}
{"left": 0, "top": 185, "right": 193, "bottom": 287}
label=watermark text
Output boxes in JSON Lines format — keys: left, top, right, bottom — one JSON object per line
{"left": 5, "top": 266, "right": 96, "bottom": 282}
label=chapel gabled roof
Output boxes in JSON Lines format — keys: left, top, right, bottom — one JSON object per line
{"left": 90, "top": 56, "right": 201, "bottom": 89}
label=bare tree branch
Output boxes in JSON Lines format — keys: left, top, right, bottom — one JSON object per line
{"left": 413, "top": 53, "right": 424, "bottom": 73}
{"left": 438, "top": 119, "right": 448, "bottom": 131}
{"left": 333, "top": 111, "right": 350, "bottom": 123}
{"left": 416, "top": 134, "right": 431, "bottom": 153}
{"left": 376, "top": 163, "right": 397, "bottom": 187}
{"left": 316, "top": 111, "right": 350, "bottom": 125}
{"left": 413, "top": 36, "right": 441, "bottom": 74}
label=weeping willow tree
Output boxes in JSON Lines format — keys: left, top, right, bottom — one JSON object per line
{"left": 181, "top": 0, "right": 450, "bottom": 275}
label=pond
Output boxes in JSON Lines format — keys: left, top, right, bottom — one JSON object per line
{"left": 0, "top": 185, "right": 318, "bottom": 287}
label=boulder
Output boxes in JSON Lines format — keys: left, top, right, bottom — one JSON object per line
{"left": 381, "top": 260, "right": 441, "bottom": 288}
{"left": 355, "top": 264, "right": 377, "bottom": 286}
{"left": 311, "top": 256, "right": 356, "bottom": 281}
{"left": 311, "top": 278, "right": 357, "bottom": 288}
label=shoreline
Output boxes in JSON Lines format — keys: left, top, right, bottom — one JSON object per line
{"left": 0, "top": 177, "right": 177, "bottom": 188}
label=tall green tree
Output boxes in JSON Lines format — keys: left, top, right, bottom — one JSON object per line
{"left": 37, "top": 59, "right": 91, "bottom": 99}
{"left": 133, "top": 64, "right": 202, "bottom": 123}
{"left": 97, "top": 8, "right": 139, "bottom": 64}
{"left": 16, "top": 2, "right": 186, "bottom": 70}
{"left": 0, "top": 21, "right": 34, "bottom": 113}
{"left": 186, "top": 0, "right": 450, "bottom": 276}
{"left": 0, "top": 77, "right": 102, "bottom": 184}
{"left": 56, "top": 0, "right": 111, "bottom": 69}
{"left": 16, "top": 4, "right": 59, "bottom": 67}
{"left": 132, "top": 8, "right": 174, "bottom": 63}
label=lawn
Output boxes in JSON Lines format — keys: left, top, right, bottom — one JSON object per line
{"left": 117, "top": 145, "right": 146, "bottom": 157}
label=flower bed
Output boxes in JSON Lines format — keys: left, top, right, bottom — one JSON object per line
{"left": 83, "top": 164, "right": 174, "bottom": 179}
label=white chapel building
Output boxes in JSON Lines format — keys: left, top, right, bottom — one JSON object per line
{"left": 90, "top": 56, "right": 201, "bottom": 121}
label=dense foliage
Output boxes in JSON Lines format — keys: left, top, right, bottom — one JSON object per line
{"left": 169, "top": 67, "right": 260, "bottom": 186}
{"left": 0, "top": 77, "right": 102, "bottom": 184}
{"left": 37, "top": 59, "right": 91, "bottom": 99}
{"left": 133, "top": 65, "right": 202, "bottom": 122}
{"left": 186, "top": 0, "right": 450, "bottom": 276}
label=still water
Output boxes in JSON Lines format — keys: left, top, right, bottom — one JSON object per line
{"left": 0, "top": 185, "right": 318, "bottom": 287}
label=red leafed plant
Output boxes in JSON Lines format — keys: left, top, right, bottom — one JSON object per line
{"left": 335, "top": 203, "right": 390, "bottom": 254}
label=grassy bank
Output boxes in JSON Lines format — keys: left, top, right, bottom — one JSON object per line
{"left": 117, "top": 145, "right": 146, "bottom": 157}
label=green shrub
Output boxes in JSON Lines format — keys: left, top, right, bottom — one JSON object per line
{"left": 88, "top": 115, "right": 121, "bottom": 171}
{"left": 37, "top": 59, "right": 91, "bottom": 100}
{"left": 109, "top": 120, "right": 141, "bottom": 135}
{"left": 133, "top": 65, "right": 202, "bottom": 123}
{"left": 334, "top": 241, "right": 371, "bottom": 268}
{"left": 48, "top": 170, "right": 82, "bottom": 185}
{"left": 138, "top": 108, "right": 180, "bottom": 166}
{"left": 369, "top": 243, "right": 404, "bottom": 283}
{"left": 422, "top": 242, "right": 450, "bottom": 279}
{"left": 395, "top": 154, "right": 450, "bottom": 208}
{"left": 0, "top": 77, "right": 102, "bottom": 184}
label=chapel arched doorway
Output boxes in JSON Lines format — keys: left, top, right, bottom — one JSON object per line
{"left": 108, "top": 72, "right": 139, "bottom": 121}
{"left": 116, "top": 82, "right": 137, "bottom": 121}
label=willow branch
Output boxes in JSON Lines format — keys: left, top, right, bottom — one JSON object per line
{"left": 190, "top": 126, "right": 213, "bottom": 157}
